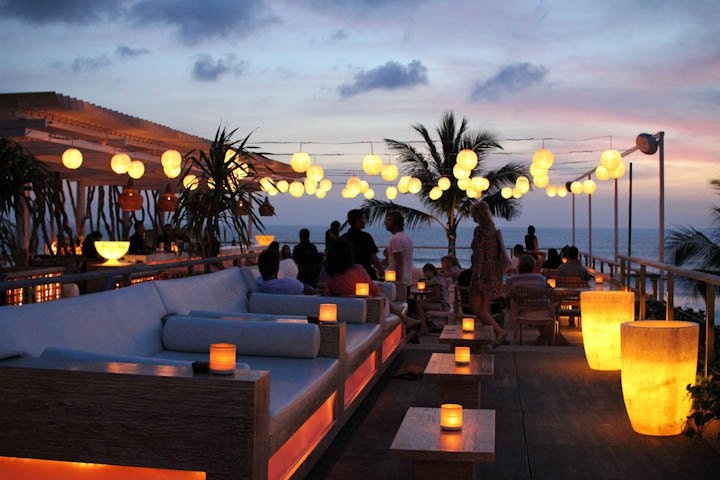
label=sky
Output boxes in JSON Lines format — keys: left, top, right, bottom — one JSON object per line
{"left": 1, "top": 0, "right": 719, "bottom": 232}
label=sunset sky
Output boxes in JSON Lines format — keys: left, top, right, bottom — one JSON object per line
{"left": 1, "top": 0, "right": 718, "bottom": 230}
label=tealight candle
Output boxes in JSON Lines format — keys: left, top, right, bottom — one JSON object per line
{"left": 209, "top": 343, "right": 236, "bottom": 374}
{"left": 417, "top": 281, "right": 426, "bottom": 291}
{"left": 355, "top": 283, "right": 370, "bottom": 296}
{"left": 440, "top": 404, "right": 463, "bottom": 431}
{"left": 595, "top": 275, "right": 604, "bottom": 284}
{"left": 462, "top": 317, "right": 475, "bottom": 332}
{"left": 547, "top": 278, "right": 556, "bottom": 288}
{"left": 385, "top": 270, "right": 396, "bottom": 282}
{"left": 318, "top": 303, "right": 337, "bottom": 323}
{"left": 454, "top": 346, "right": 470, "bottom": 364}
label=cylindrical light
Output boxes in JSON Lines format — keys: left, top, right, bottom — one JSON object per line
{"left": 62, "top": 148, "right": 83, "bottom": 169}
{"left": 407, "top": 177, "right": 422, "bottom": 194}
{"left": 381, "top": 163, "right": 398, "bottom": 182}
{"left": 318, "top": 303, "right": 337, "bottom": 323}
{"left": 440, "top": 404, "right": 463, "bottom": 431}
{"left": 462, "top": 317, "right": 475, "bottom": 332}
{"left": 385, "top": 270, "right": 396, "bottom": 281}
{"left": 621, "top": 320, "right": 699, "bottom": 436}
{"left": 111, "top": 153, "right": 131, "bottom": 174}
{"left": 289, "top": 181, "right": 304, "bottom": 198}
{"left": 386, "top": 186, "right": 397, "bottom": 200}
{"left": 161, "top": 149, "right": 182, "bottom": 170}
{"left": 580, "top": 291, "right": 634, "bottom": 371}
{"left": 355, "top": 283, "right": 370, "bottom": 296}
{"left": 438, "top": 176, "right": 451, "bottom": 191}
{"left": 128, "top": 160, "right": 145, "bottom": 179}
{"left": 456, "top": 149, "right": 478, "bottom": 171}
{"left": 454, "top": 346, "right": 470, "bottom": 365}
{"left": 209, "top": 343, "right": 236, "bottom": 374}
{"left": 362, "top": 154, "right": 383, "bottom": 175}
{"left": 532, "top": 148, "right": 554, "bottom": 169}
{"left": 290, "top": 151, "right": 311, "bottom": 173}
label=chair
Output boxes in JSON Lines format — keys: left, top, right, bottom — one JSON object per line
{"left": 508, "top": 285, "right": 558, "bottom": 345}
{"left": 554, "top": 276, "right": 588, "bottom": 328}
{"left": 426, "top": 284, "right": 477, "bottom": 327}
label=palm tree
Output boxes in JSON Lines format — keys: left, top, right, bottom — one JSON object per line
{"left": 666, "top": 179, "right": 720, "bottom": 298}
{"left": 363, "top": 111, "right": 528, "bottom": 256}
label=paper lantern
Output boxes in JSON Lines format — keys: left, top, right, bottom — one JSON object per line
{"left": 381, "top": 163, "right": 398, "bottom": 182}
{"left": 318, "top": 303, "right": 337, "bottom": 323}
{"left": 429, "top": 186, "right": 442, "bottom": 200}
{"left": 515, "top": 176, "right": 530, "bottom": 194}
{"left": 164, "top": 164, "right": 181, "bottom": 179}
{"left": 157, "top": 184, "right": 178, "bottom": 212}
{"left": 462, "top": 317, "right": 475, "bottom": 332}
{"left": 355, "top": 283, "right": 370, "bottom": 296}
{"left": 277, "top": 179, "right": 289, "bottom": 193}
{"left": 386, "top": 186, "right": 397, "bottom": 200}
{"left": 209, "top": 343, "right": 236, "bottom": 374}
{"left": 530, "top": 163, "right": 548, "bottom": 178}
{"left": 407, "top": 177, "right": 422, "bottom": 194}
{"left": 621, "top": 320, "right": 699, "bottom": 436}
{"left": 316, "top": 189, "right": 326, "bottom": 199}
{"left": 557, "top": 186, "right": 568, "bottom": 198}
{"left": 533, "top": 175, "right": 549, "bottom": 188}
{"left": 307, "top": 164, "right": 324, "bottom": 182}
{"left": 512, "top": 188, "right": 522, "bottom": 199}
{"left": 346, "top": 176, "right": 361, "bottom": 196}
{"left": 501, "top": 187, "right": 513, "bottom": 199}
{"left": 362, "top": 154, "right": 383, "bottom": 175}
{"left": 289, "top": 181, "right": 304, "bottom": 198}
{"left": 600, "top": 149, "right": 622, "bottom": 171}
{"left": 397, "top": 176, "right": 411, "bottom": 193}
{"left": 546, "top": 185, "right": 557, "bottom": 197}
{"left": 580, "top": 291, "right": 634, "bottom": 370}
{"left": 161, "top": 149, "right": 182, "bottom": 170}
{"left": 233, "top": 162, "right": 249, "bottom": 180}
{"left": 582, "top": 179, "right": 596, "bottom": 195}
{"left": 62, "top": 148, "right": 83, "bottom": 169}
{"left": 111, "top": 153, "right": 131, "bottom": 174}
{"left": 319, "top": 178, "right": 332, "bottom": 192}
{"left": 456, "top": 149, "right": 478, "bottom": 170}
{"left": 457, "top": 178, "right": 470, "bottom": 191}
{"left": 438, "top": 176, "right": 451, "bottom": 191}
{"left": 385, "top": 270, "right": 396, "bottom": 281}
{"left": 595, "top": 165, "right": 610, "bottom": 181}
{"left": 417, "top": 281, "right": 426, "bottom": 291}
{"left": 259, "top": 177, "right": 275, "bottom": 192}
{"left": 224, "top": 148, "right": 237, "bottom": 164}
{"left": 290, "top": 151, "right": 311, "bottom": 173}
{"left": 454, "top": 346, "right": 470, "bottom": 365}
{"left": 94, "top": 241, "right": 130, "bottom": 266}
{"left": 570, "top": 181, "right": 583, "bottom": 195}
{"left": 363, "top": 188, "right": 375, "bottom": 199}
{"left": 452, "top": 164, "right": 470, "bottom": 180}
{"left": 182, "top": 174, "right": 198, "bottom": 190}
{"left": 611, "top": 161, "right": 626, "bottom": 179}
{"left": 440, "top": 404, "right": 463, "bottom": 431}
{"left": 304, "top": 178, "right": 317, "bottom": 195}
{"left": 359, "top": 180, "right": 369, "bottom": 193}
{"left": 118, "top": 179, "right": 143, "bottom": 211}
{"left": 128, "top": 160, "right": 145, "bottom": 179}
{"left": 532, "top": 148, "right": 554, "bottom": 169}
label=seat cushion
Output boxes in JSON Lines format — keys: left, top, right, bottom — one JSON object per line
{"left": 346, "top": 323, "right": 382, "bottom": 366}
{"left": 248, "top": 292, "right": 367, "bottom": 324}
{"left": 153, "top": 267, "right": 251, "bottom": 315}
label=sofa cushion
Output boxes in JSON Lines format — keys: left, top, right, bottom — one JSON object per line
{"left": 0, "top": 281, "right": 166, "bottom": 357}
{"left": 188, "top": 310, "right": 306, "bottom": 322}
{"left": 346, "top": 323, "right": 382, "bottom": 365}
{"left": 248, "top": 292, "right": 367, "bottom": 324}
{"left": 239, "top": 266, "right": 259, "bottom": 294}
{"left": 162, "top": 316, "right": 320, "bottom": 358}
{"left": 153, "top": 267, "right": 251, "bottom": 315}
{"left": 40, "top": 346, "right": 194, "bottom": 368}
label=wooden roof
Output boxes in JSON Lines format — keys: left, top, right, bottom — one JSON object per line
{"left": 0, "top": 91, "right": 299, "bottom": 191}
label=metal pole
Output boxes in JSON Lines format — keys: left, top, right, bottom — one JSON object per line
{"left": 628, "top": 161, "right": 633, "bottom": 256}
{"left": 572, "top": 193, "right": 576, "bottom": 246}
{"left": 658, "top": 132, "right": 665, "bottom": 298}
{"left": 588, "top": 175, "right": 592, "bottom": 258}
{"left": 614, "top": 177, "right": 618, "bottom": 260}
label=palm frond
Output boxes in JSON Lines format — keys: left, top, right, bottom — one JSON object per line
{"left": 362, "top": 199, "right": 444, "bottom": 231}
{"left": 666, "top": 226, "right": 720, "bottom": 269}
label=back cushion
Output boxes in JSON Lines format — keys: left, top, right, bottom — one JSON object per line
{"left": 0, "top": 282, "right": 166, "bottom": 357}
{"left": 248, "top": 292, "right": 367, "bottom": 323}
{"left": 239, "top": 266, "right": 259, "bottom": 294}
{"left": 163, "top": 316, "right": 320, "bottom": 358}
{"left": 153, "top": 267, "right": 250, "bottom": 315}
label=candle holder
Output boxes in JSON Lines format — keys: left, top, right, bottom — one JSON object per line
{"left": 209, "top": 343, "right": 236, "bottom": 375}
{"left": 454, "top": 346, "right": 470, "bottom": 364}
{"left": 461, "top": 317, "right": 475, "bottom": 333}
{"left": 385, "top": 270, "right": 396, "bottom": 282}
{"left": 440, "top": 404, "right": 463, "bottom": 431}
{"left": 355, "top": 283, "right": 370, "bottom": 296}
{"left": 581, "top": 291, "right": 634, "bottom": 370}
{"left": 318, "top": 303, "right": 337, "bottom": 323}
{"left": 417, "top": 281, "right": 426, "bottom": 291}
{"left": 547, "top": 278, "right": 556, "bottom": 288}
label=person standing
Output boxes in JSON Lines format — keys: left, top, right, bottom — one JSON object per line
{"left": 469, "top": 201, "right": 508, "bottom": 345}
{"left": 128, "top": 221, "right": 148, "bottom": 254}
{"left": 325, "top": 220, "right": 341, "bottom": 252}
{"left": 341, "top": 209, "right": 384, "bottom": 280}
{"left": 292, "top": 228, "right": 321, "bottom": 286}
{"left": 384, "top": 210, "right": 413, "bottom": 283}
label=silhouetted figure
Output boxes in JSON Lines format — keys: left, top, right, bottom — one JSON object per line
{"left": 292, "top": 228, "right": 321, "bottom": 286}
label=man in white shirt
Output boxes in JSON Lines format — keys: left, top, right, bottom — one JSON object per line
{"left": 384, "top": 210, "right": 414, "bottom": 283}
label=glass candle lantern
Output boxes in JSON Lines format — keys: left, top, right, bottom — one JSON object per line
{"left": 355, "top": 283, "right": 370, "bottom": 296}
{"left": 440, "top": 404, "right": 463, "bottom": 431}
{"left": 385, "top": 270, "right": 396, "bottom": 282}
{"left": 454, "top": 346, "right": 470, "bottom": 364}
{"left": 417, "top": 281, "right": 426, "bottom": 291}
{"left": 547, "top": 278, "right": 556, "bottom": 288}
{"left": 580, "top": 291, "right": 634, "bottom": 370}
{"left": 462, "top": 317, "right": 475, "bottom": 332}
{"left": 209, "top": 343, "right": 236, "bottom": 374}
{"left": 318, "top": 303, "right": 337, "bottom": 323}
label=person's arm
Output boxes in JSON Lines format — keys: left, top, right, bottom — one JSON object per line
{"left": 370, "top": 253, "right": 384, "bottom": 277}
{"left": 392, "top": 251, "right": 404, "bottom": 281}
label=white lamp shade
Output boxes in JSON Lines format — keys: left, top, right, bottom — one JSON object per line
{"left": 457, "top": 178, "right": 470, "bottom": 191}
{"left": 611, "top": 161, "right": 626, "bottom": 179}
{"left": 307, "top": 164, "right": 324, "bottom": 182}
{"left": 557, "top": 186, "right": 568, "bottom": 197}
{"left": 515, "top": 176, "right": 530, "bottom": 194}
{"left": 600, "top": 149, "right": 622, "bottom": 171}
{"left": 595, "top": 165, "right": 610, "bottom": 181}
{"left": 381, "top": 164, "right": 398, "bottom": 181}
{"left": 532, "top": 148, "right": 554, "bottom": 169}
{"left": 183, "top": 174, "right": 199, "bottom": 190}
{"left": 362, "top": 154, "right": 383, "bottom": 175}
{"left": 533, "top": 175, "right": 549, "bottom": 188}
{"left": 501, "top": 186, "right": 513, "bottom": 199}
{"left": 570, "top": 181, "right": 583, "bottom": 195}
{"left": 546, "top": 185, "right": 557, "bottom": 197}
{"left": 304, "top": 178, "right": 317, "bottom": 195}
{"left": 456, "top": 149, "right": 478, "bottom": 170}
{"left": 277, "top": 179, "right": 289, "bottom": 193}
{"left": 316, "top": 189, "right": 326, "bottom": 199}
{"left": 111, "top": 153, "right": 131, "bottom": 174}
{"left": 128, "top": 160, "right": 145, "bottom": 179}
{"left": 407, "top": 177, "right": 422, "bottom": 194}
{"left": 582, "top": 179, "right": 596, "bottom": 195}
{"left": 319, "top": 178, "right": 332, "bottom": 192}
{"left": 452, "top": 164, "right": 470, "bottom": 180}
{"left": 363, "top": 188, "right": 375, "bottom": 199}
{"left": 429, "top": 186, "right": 442, "bottom": 200}
{"left": 386, "top": 186, "right": 398, "bottom": 199}
{"left": 290, "top": 151, "right": 311, "bottom": 173}
{"left": 580, "top": 291, "right": 634, "bottom": 370}
{"left": 289, "top": 181, "right": 305, "bottom": 198}
{"left": 62, "top": 148, "right": 83, "bottom": 169}
{"left": 161, "top": 150, "right": 182, "bottom": 170}
{"left": 438, "top": 176, "right": 451, "bottom": 191}
{"left": 224, "top": 148, "right": 237, "bottom": 164}
{"left": 164, "top": 164, "right": 182, "bottom": 179}
{"left": 397, "top": 176, "right": 411, "bottom": 193}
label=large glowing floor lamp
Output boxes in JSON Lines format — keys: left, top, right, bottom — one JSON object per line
{"left": 94, "top": 241, "right": 130, "bottom": 266}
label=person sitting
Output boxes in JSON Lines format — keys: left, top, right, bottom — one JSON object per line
{"left": 256, "top": 249, "right": 319, "bottom": 295}
{"left": 505, "top": 254, "right": 555, "bottom": 344}
{"left": 542, "top": 248, "right": 563, "bottom": 269}
{"left": 439, "top": 255, "right": 462, "bottom": 283}
{"left": 319, "top": 238, "right": 420, "bottom": 332}
{"left": 279, "top": 244, "right": 299, "bottom": 279}
{"left": 558, "top": 246, "right": 591, "bottom": 281}
{"left": 416, "top": 263, "right": 451, "bottom": 334}
{"left": 506, "top": 244, "right": 525, "bottom": 276}
{"left": 81, "top": 231, "right": 102, "bottom": 259}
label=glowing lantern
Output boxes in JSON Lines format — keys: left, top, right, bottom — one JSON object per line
{"left": 570, "top": 181, "right": 583, "bottom": 195}
{"left": 457, "top": 178, "right": 470, "bottom": 191}
{"left": 94, "top": 241, "right": 130, "bottom": 266}
{"left": 316, "top": 189, "right": 326, "bottom": 199}
{"left": 532, "top": 148, "right": 554, "bottom": 169}
{"left": 417, "top": 281, "right": 426, "bottom": 291}
{"left": 304, "top": 178, "right": 317, "bottom": 195}
{"left": 466, "top": 188, "right": 479, "bottom": 199}
{"left": 318, "top": 303, "right": 337, "bottom": 323}
{"left": 319, "top": 178, "right": 332, "bottom": 191}
{"left": 289, "top": 181, "right": 304, "bottom": 198}
{"left": 611, "top": 161, "right": 626, "bottom": 179}
{"left": 512, "top": 188, "right": 522, "bottom": 199}
{"left": 62, "top": 148, "right": 83, "bottom": 169}
{"left": 359, "top": 180, "right": 369, "bottom": 193}
{"left": 557, "top": 186, "right": 568, "bottom": 198}
{"left": 397, "top": 176, "right": 411, "bottom": 193}
{"left": 207, "top": 178, "right": 216, "bottom": 190}
{"left": 429, "top": 186, "right": 442, "bottom": 200}
{"left": 454, "top": 346, "right": 470, "bottom": 364}
{"left": 224, "top": 148, "right": 237, "bottom": 164}
{"left": 530, "top": 163, "right": 548, "bottom": 178}
{"left": 595, "top": 165, "right": 610, "bottom": 181}
{"left": 452, "top": 164, "right": 470, "bottom": 180}
{"left": 164, "top": 164, "right": 181, "bottom": 179}
{"left": 580, "top": 291, "right": 634, "bottom": 371}
{"left": 462, "top": 317, "right": 475, "bottom": 332}
{"left": 183, "top": 174, "right": 199, "bottom": 190}
{"left": 501, "top": 187, "right": 513, "bottom": 199}
{"left": 259, "top": 177, "right": 274, "bottom": 192}
{"left": 407, "top": 177, "right": 422, "bottom": 194}
{"left": 128, "top": 160, "right": 145, "bottom": 179}
{"left": 385, "top": 270, "right": 396, "bottom": 281}
{"left": 290, "top": 151, "right": 311, "bottom": 173}
{"left": 111, "top": 153, "right": 131, "bottom": 174}
{"left": 363, "top": 188, "right": 375, "bottom": 199}
{"left": 209, "top": 343, "right": 236, "bottom": 374}
{"left": 161, "top": 150, "right": 182, "bottom": 170}
{"left": 355, "top": 283, "right": 370, "bottom": 296}
{"left": 456, "top": 149, "right": 478, "bottom": 170}
{"left": 515, "top": 176, "right": 530, "bottom": 194}
{"left": 546, "top": 185, "right": 557, "bottom": 197}
{"left": 277, "top": 179, "right": 289, "bottom": 193}
{"left": 386, "top": 186, "right": 398, "bottom": 200}
{"left": 621, "top": 321, "right": 699, "bottom": 436}
{"left": 157, "top": 184, "right": 178, "bottom": 213}
{"left": 381, "top": 163, "right": 398, "bottom": 181}
{"left": 440, "top": 404, "right": 463, "bottom": 431}
{"left": 346, "top": 176, "right": 361, "bottom": 196}
{"left": 233, "top": 162, "right": 249, "bottom": 179}
{"left": 600, "top": 149, "right": 622, "bottom": 171}
{"left": 362, "top": 154, "right": 383, "bottom": 175}
{"left": 582, "top": 179, "right": 596, "bottom": 195}
{"left": 533, "top": 175, "right": 549, "bottom": 188}
{"left": 307, "top": 164, "right": 324, "bottom": 182}
{"left": 438, "top": 176, "right": 451, "bottom": 191}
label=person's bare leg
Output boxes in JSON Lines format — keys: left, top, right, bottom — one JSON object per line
{"left": 390, "top": 301, "right": 420, "bottom": 329}
{"left": 416, "top": 300, "right": 430, "bottom": 333}
{"left": 471, "top": 294, "right": 506, "bottom": 339}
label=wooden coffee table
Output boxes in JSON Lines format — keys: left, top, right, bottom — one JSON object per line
{"left": 424, "top": 352, "right": 494, "bottom": 408}
{"left": 390, "top": 407, "right": 495, "bottom": 480}
{"left": 439, "top": 324, "right": 494, "bottom": 353}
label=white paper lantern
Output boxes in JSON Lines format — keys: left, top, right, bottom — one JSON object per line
{"left": 111, "top": 153, "right": 132, "bottom": 174}
{"left": 456, "top": 149, "right": 478, "bottom": 170}
{"left": 62, "top": 148, "right": 83, "bottom": 169}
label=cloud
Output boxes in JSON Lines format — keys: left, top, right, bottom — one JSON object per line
{"left": 295, "top": 0, "right": 426, "bottom": 15}
{"left": 192, "top": 54, "right": 246, "bottom": 81}
{"left": 330, "top": 29, "right": 348, "bottom": 42}
{"left": 338, "top": 59, "right": 428, "bottom": 97}
{"left": 49, "top": 55, "right": 113, "bottom": 73}
{"left": 470, "top": 62, "right": 548, "bottom": 101}
{"left": 0, "top": 0, "right": 124, "bottom": 24}
{"left": 116, "top": 45, "right": 150, "bottom": 59}
{"left": 127, "top": 0, "right": 278, "bottom": 45}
